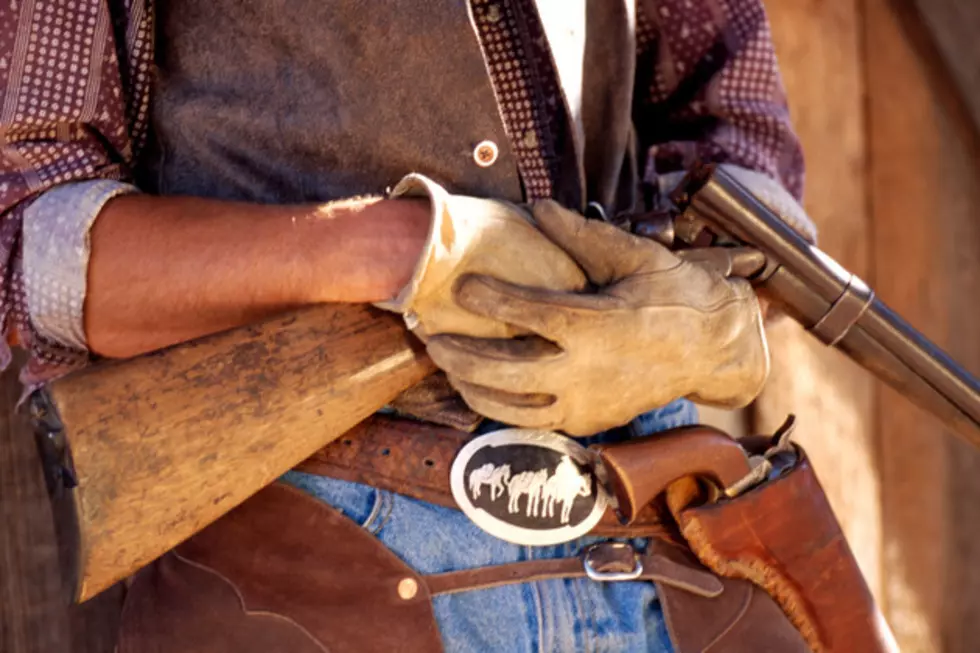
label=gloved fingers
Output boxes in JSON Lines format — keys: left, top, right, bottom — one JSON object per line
{"left": 675, "top": 247, "right": 766, "bottom": 279}
{"left": 449, "top": 378, "right": 564, "bottom": 430}
{"left": 531, "top": 199, "right": 678, "bottom": 283}
{"left": 453, "top": 274, "right": 621, "bottom": 342}
{"left": 427, "top": 334, "right": 560, "bottom": 394}
{"left": 725, "top": 275, "right": 764, "bottom": 303}
{"left": 428, "top": 333, "right": 563, "bottom": 362}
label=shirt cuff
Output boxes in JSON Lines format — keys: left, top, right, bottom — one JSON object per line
{"left": 22, "top": 180, "right": 139, "bottom": 351}
{"left": 654, "top": 165, "right": 817, "bottom": 244}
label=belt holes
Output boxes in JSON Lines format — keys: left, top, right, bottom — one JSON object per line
{"left": 424, "top": 459, "right": 434, "bottom": 467}
{"left": 342, "top": 439, "right": 352, "bottom": 446}
{"left": 381, "top": 448, "right": 391, "bottom": 456}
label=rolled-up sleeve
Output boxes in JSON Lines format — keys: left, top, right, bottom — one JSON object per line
{"left": 634, "top": 0, "right": 815, "bottom": 241}
{"left": 22, "top": 180, "right": 138, "bottom": 351}
{"left": 0, "top": 1, "right": 152, "bottom": 383}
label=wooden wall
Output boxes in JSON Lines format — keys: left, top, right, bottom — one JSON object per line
{"left": 763, "top": 0, "right": 980, "bottom": 650}
{"left": 759, "top": 0, "right": 882, "bottom": 598}
{"left": 0, "top": 351, "right": 69, "bottom": 652}
{"left": 910, "top": 0, "right": 980, "bottom": 134}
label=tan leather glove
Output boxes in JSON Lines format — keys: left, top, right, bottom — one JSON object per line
{"left": 426, "top": 200, "right": 771, "bottom": 436}
{"left": 376, "top": 175, "right": 587, "bottom": 339}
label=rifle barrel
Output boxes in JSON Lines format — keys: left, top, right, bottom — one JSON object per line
{"left": 676, "top": 165, "right": 980, "bottom": 447}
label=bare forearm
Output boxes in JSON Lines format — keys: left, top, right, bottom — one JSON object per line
{"left": 85, "top": 194, "right": 428, "bottom": 358}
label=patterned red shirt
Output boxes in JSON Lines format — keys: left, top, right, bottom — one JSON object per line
{"left": 0, "top": 0, "right": 805, "bottom": 384}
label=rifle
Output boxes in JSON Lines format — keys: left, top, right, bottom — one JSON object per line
{"left": 33, "top": 164, "right": 979, "bottom": 604}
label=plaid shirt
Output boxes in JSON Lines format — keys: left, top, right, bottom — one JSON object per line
{"left": 0, "top": 0, "right": 805, "bottom": 384}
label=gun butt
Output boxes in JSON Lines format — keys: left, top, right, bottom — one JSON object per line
{"left": 37, "top": 304, "right": 434, "bottom": 602}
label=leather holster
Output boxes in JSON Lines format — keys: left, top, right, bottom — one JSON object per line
{"left": 665, "top": 441, "right": 898, "bottom": 653}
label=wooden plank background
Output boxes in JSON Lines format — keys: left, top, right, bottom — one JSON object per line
{"left": 764, "top": 0, "right": 980, "bottom": 650}
{"left": 0, "top": 350, "right": 125, "bottom": 653}
{"left": 910, "top": 0, "right": 980, "bottom": 135}
{"left": 867, "top": 2, "right": 980, "bottom": 650}
{"left": 760, "top": 0, "right": 882, "bottom": 595}
{"left": 0, "top": 351, "right": 71, "bottom": 652}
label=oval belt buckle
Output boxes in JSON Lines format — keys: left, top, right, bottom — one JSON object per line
{"left": 450, "top": 428, "right": 611, "bottom": 546}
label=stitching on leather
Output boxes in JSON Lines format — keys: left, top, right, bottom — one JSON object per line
{"left": 360, "top": 488, "right": 385, "bottom": 531}
{"left": 171, "top": 550, "right": 332, "bottom": 653}
{"left": 702, "top": 583, "right": 752, "bottom": 652}
{"left": 427, "top": 555, "right": 703, "bottom": 597}
{"left": 646, "top": 571, "right": 722, "bottom": 598}
{"left": 631, "top": 292, "right": 755, "bottom": 315}
{"left": 676, "top": 512, "right": 821, "bottom": 648}
{"left": 429, "top": 570, "right": 583, "bottom": 595}
{"left": 367, "top": 490, "right": 395, "bottom": 534}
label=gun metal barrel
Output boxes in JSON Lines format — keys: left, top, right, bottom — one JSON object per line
{"left": 675, "top": 165, "right": 980, "bottom": 447}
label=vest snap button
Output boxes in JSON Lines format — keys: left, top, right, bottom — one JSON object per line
{"left": 473, "top": 140, "right": 499, "bottom": 167}
{"left": 397, "top": 577, "right": 419, "bottom": 600}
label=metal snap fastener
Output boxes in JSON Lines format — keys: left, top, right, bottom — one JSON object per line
{"left": 473, "top": 140, "right": 499, "bottom": 167}
{"left": 397, "top": 577, "right": 419, "bottom": 600}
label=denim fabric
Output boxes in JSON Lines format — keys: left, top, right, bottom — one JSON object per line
{"left": 282, "top": 399, "right": 698, "bottom": 652}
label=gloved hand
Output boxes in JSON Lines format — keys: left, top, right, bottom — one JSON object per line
{"left": 426, "top": 200, "right": 771, "bottom": 436}
{"left": 376, "top": 175, "right": 587, "bottom": 339}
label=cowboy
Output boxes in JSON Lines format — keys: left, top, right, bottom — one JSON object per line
{"left": 0, "top": 1, "right": 819, "bottom": 650}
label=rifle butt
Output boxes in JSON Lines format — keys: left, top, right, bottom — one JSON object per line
{"left": 38, "top": 304, "right": 434, "bottom": 603}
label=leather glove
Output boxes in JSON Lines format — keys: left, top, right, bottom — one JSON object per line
{"left": 376, "top": 174, "right": 587, "bottom": 339}
{"left": 426, "top": 200, "right": 771, "bottom": 436}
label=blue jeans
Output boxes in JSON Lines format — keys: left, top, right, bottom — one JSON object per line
{"left": 282, "top": 400, "right": 698, "bottom": 652}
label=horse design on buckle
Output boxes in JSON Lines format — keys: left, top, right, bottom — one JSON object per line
{"left": 450, "top": 429, "right": 610, "bottom": 545}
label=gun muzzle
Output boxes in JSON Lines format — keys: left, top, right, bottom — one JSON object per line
{"left": 667, "top": 164, "right": 980, "bottom": 447}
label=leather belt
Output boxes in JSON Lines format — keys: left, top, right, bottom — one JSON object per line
{"left": 293, "top": 414, "right": 680, "bottom": 541}
{"left": 425, "top": 540, "right": 723, "bottom": 597}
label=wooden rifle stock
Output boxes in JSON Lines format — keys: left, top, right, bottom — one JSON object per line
{"left": 36, "top": 304, "right": 434, "bottom": 602}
